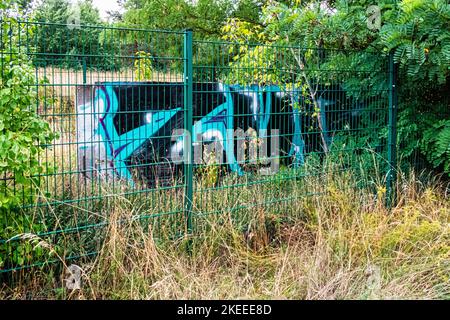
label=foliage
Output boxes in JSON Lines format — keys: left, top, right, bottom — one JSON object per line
{"left": 0, "top": 3, "right": 57, "bottom": 268}
{"left": 422, "top": 120, "right": 450, "bottom": 174}
{"left": 33, "top": 0, "right": 106, "bottom": 69}
{"left": 380, "top": 0, "right": 450, "bottom": 83}
{"left": 122, "top": 0, "right": 262, "bottom": 39}
{"left": 196, "top": 148, "right": 221, "bottom": 188}
{"left": 224, "top": 45, "right": 281, "bottom": 85}
{"left": 380, "top": 0, "right": 450, "bottom": 172}
{"left": 134, "top": 51, "right": 153, "bottom": 80}
{"left": 221, "top": 0, "right": 450, "bottom": 174}
{"left": 0, "top": 19, "right": 57, "bottom": 208}
{"left": 120, "top": 0, "right": 264, "bottom": 71}
{"left": 224, "top": 2, "right": 386, "bottom": 154}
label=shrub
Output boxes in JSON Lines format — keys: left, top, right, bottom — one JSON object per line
{"left": 0, "top": 14, "right": 57, "bottom": 269}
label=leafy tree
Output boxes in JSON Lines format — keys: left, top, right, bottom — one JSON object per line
{"left": 115, "top": 0, "right": 265, "bottom": 73}
{"left": 121, "top": 0, "right": 262, "bottom": 38}
{"left": 381, "top": 0, "right": 449, "bottom": 83}
{"left": 33, "top": 0, "right": 105, "bottom": 69}
{"left": 380, "top": 0, "right": 450, "bottom": 172}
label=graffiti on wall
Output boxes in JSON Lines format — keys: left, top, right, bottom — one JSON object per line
{"left": 76, "top": 82, "right": 339, "bottom": 186}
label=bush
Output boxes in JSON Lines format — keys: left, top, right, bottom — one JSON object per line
{"left": 0, "top": 15, "right": 57, "bottom": 268}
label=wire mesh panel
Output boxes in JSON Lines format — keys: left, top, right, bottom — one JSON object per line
{"left": 0, "top": 21, "right": 187, "bottom": 273}
{"left": 189, "top": 40, "right": 391, "bottom": 232}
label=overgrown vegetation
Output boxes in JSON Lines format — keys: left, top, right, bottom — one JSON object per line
{"left": 0, "top": 1, "right": 57, "bottom": 268}
{"left": 221, "top": 0, "right": 450, "bottom": 173}
{"left": 0, "top": 168, "right": 448, "bottom": 299}
{"left": 0, "top": 0, "right": 449, "bottom": 300}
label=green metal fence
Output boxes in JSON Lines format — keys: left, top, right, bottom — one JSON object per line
{"left": 0, "top": 21, "right": 395, "bottom": 274}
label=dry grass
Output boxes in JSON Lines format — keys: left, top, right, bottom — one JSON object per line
{"left": 1, "top": 168, "right": 449, "bottom": 300}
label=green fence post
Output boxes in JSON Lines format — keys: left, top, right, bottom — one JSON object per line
{"left": 387, "top": 52, "right": 398, "bottom": 208}
{"left": 82, "top": 57, "right": 87, "bottom": 84}
{"left": 184, "top": 29, "right": 194, "bottom": 235}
